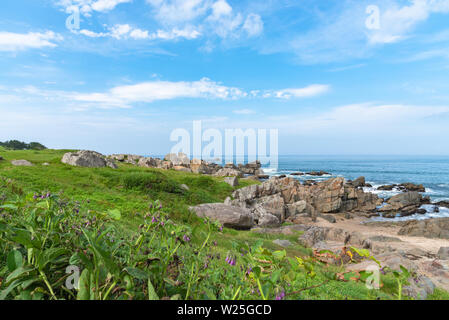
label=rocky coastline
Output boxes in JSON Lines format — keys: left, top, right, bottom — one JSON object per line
{"left": 53, "top": 150, "right": 449, "bottom": 298}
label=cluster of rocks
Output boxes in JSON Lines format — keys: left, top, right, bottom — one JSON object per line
{"left": 377, "top": 183, "right": 426, "bottom": 193}
{"left": 109, "top": 152, "right": 265, "bottom": 178}
{"left": 61, "top": 151, "right": 266, "bottom": 179}
{"left": 190, "top": 176, "right": 384, "bottom": 229}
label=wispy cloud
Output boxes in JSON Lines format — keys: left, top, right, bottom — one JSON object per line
{"left": 57, "top": 0, "right": 132, "bottom": 15}
{"left": 79, "top": 24, "right": 201, "bottom": 40}
{"left": 367, "top": 0, "right": 449, "bottom": 45}
{"left": 72, "top": 78, "right": 247, "bottom": 107}
{"left": 0, "top": 31, "right": 62, "bottom": 52}
{"left": 0, "top": 80, "right": 331, "bottom": 111}
{"left": 271, "top": 0, "right": 449, "bottom": 64}
{"left": 265, "top": 84, "right": 330, "bottom": 99}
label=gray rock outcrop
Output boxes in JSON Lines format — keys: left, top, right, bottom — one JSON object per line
{"left": 62, "top": 150, "right": 117, "bottom": 169}
{"left": 398, "top": 218, "right": 449, "bottom": 239}
{"left": 189, "top": 203, "right": 254, "bottom": 230}
{"left": 11, "top": 160, "right": 33, "bottom": 166}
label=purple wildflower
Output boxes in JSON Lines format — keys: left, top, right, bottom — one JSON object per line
{"left": 183, "top": 235, "right": 191, "bottom": 242}
{"left": 275, "top": 291, "right": 285, "bottom": 300}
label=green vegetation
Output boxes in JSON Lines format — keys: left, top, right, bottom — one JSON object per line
{"left": 0, "top": 149, "right": 444, "bottom": 300}
{"left": 0, "top": 140, "right": 47, "bottom": 151}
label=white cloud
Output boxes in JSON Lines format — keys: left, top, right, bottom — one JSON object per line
{"left": 366, "top": 0, "right": 449, "bottom": 44}
{"left": 91, "top": 0, "right": 132, "bottom": 11}
{"left": 0, "top": 31, "right": 62, "bottom": 52}
{"left": 78, "top": 24, "right": 201, "bottom": 40}
{"left": 109, "top": 24, "right": 132, "bottom": 39}
{"left": 72, "top": 78, "right": 247, "bottom": 107}
{"left": 79, "top": 29, "right": 108, "bottom": 37}
{"left": 0, "top": 80, "right": 328, "bottom": 112}
{"left": 267, "top": 84, "right": 330, "bottom": 99}
{"left": 146, "top": 0, "right": 263, "bottom": 41}
{"left": 243, "top": 14, "right": 264, "bottom": 37}
{"left": 209, "top": 0, "right": 233, "bottom": 20}
{"left": 57, "top": 0, "right": 131, "bottom": 14}
{"left": 146, "top": 0, "right": 211, "bottom": 25}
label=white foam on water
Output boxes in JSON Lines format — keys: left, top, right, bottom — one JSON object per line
{"left": 362, "top": 185, "right": 402, "bottom": 198}
{"left": 262, "top": 167, "right": 278, "bottom": 174}
{"left": 370, "top": 205, "right": 449, "bottom": 222}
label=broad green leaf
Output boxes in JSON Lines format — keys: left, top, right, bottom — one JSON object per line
{"left": 0, "top": 279, "right": 22, "bottom": 300}
{"left": 7, "top": 250, "right": 23, "bottom": 272}
{"left": 147, "top": 279, "right": 159, "bottom": 300}
{"left": 77, "top": 269, "right": 91, "bottom": 300}
{"left": 5, "top": 266, "right": 34, "bottom": 284}
{"left": 125, "top": 267, "right": 149, "bottom": 280}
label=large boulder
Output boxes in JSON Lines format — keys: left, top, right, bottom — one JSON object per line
{"left": 348, "top": 176, "right": 366, "bottom": 188}
{"left": 298, "top": 226, "right": 371, "bottom": 249}
{"left": 398, "top": 218, "right": 449, "bottom": 239}
{"left": 11, "top": 160, "right": 33, "bottom": 166}
{"left": 214, "top": 168, "right": 243, "bottom": 178}
{"left": 238, "top": 160, "right": 261, "bottom": 175}
{"left": 137, "top": 157, "right": 160, "bottom": 168}
{"left": 254, "top": 193, "right": 286, "bottom": 222}
{"left": 173, "top": 166, "right": 192, "bottom": 173}
{"left": 224, "top": 176, "right": 239, "bottom": 187}
{"left": 190, "top": 160, "right": 213, "bottom": 174}
{"left": 62, "top": 150, "right": 117, "bottom": 169}
{"left": 164, "top": 153, "right": 190, "bottom": 167}
{"left": 189, "top": 203, "right": 254, "bottom": 230}
{"left": 379, "top": 192, "right": 422, "bottom": 216}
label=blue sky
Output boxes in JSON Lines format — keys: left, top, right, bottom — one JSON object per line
{"left": 1, "top": 0, "right": 449, "bottom": 155}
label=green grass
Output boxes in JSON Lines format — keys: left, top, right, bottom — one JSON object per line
{"left": 0, "top": 148, "right": 447, "bottom": 300}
